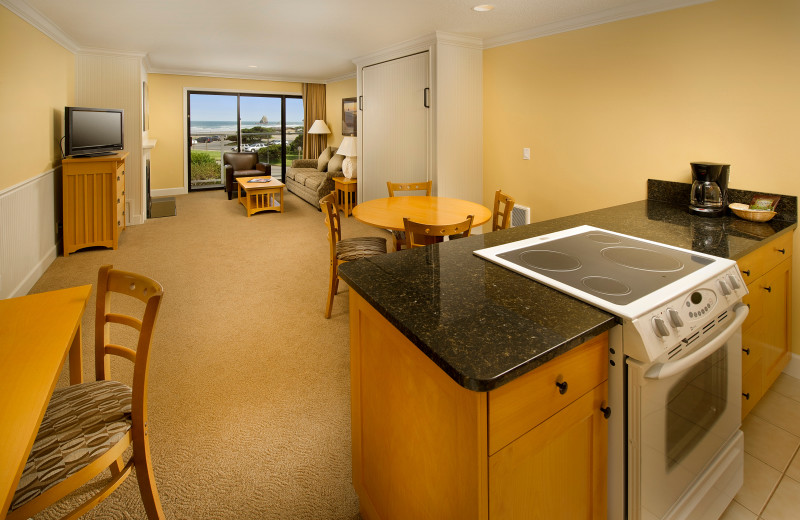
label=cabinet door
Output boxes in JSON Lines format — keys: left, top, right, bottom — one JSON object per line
{"left": 489, "top": 382, "right": 608, "bottom": 520}
{"left": 760, "top": 257, "right": 792, "bottom": 389}
{"left": 361, "top": 51, "right": 430, "bottom": 203}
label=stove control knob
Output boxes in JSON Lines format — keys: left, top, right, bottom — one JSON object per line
{"left": 719, "top": 279, "right": 732, "bottom": 296}
{"left": 667, "top": 308, "right": 684, "bottom": 328}
{"left": 651, "top": 316, "right": 670, "bottom": 338}
{"left": 728, "top": 274, "right": 741, "bottom": 290}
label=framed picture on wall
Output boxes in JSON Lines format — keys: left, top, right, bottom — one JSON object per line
{"left": 342, "top": 97, "right": 357, "bottom": 136}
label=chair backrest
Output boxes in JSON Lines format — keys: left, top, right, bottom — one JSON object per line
{"left": 403, "top": 215, "right": 474, "bottom": 248}
{"left": 387, "top": 180, "right": 432, "bottom": 197}
{"left": 223, "top": 152, "right": 258, "bottom": 171}
{"left": 492, "top": 189, "right": 516, "bottom": 231}
{"left": 95, "top": 265, "right": 164, "bottom": 421}
{"left": 320, "top": 192, "right": 342, "bottom": 259}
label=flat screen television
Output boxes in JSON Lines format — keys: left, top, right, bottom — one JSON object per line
{"left": 65, "top": 106, "right": 124, "bottom": 157}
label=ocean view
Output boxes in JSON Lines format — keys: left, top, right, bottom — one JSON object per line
{"left": 190, "top": 120, "right": 304, "bottom": 133}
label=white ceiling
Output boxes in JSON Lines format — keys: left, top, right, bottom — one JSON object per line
{"left": 8, "top": 0, "right": 711, "bottom": 82}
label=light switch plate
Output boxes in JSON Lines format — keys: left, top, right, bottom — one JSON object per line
{"left": 523, "top": 148, "right": 530, "bottom": 160}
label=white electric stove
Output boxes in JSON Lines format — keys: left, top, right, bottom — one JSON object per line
{"left": 475, "top": 225, "right": 749, "bottom": 520}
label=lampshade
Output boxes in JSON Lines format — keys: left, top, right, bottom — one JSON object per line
{"left": 337, "top": 136, "right": 357, "bottom": 157}
{"left": 308, "top": 120, "right": 331, "bottom": 135}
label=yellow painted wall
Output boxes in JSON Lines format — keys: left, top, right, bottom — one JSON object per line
{"left": 147, "top": 74, "right": 302, "bottom": 190}
{"left": 0, "top": 5, "right": 74, "bottom": 191}
{"left": 325, "top": 77, "right": 357, "bottom": 148}
{"left": 484, "top": 0, "right": 800, "bottom": 352}
{"left": 484, "top": 0, "right": 799, "bottom": 218}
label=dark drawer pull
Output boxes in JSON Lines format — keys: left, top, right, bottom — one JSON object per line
{"left": 763, "top": 286, "right": 772, "bottom": 293}
{"left": 778, "top": 248, "right": 786, "bottom": 254}
{"left": 117, "top": 176, "right": 121, "bottom": 181}
{"left": 741, "top": 269, "right": 751, "bottom": 277}
{"left": 743, "top": 392, "right": 750, "bottom": 400}
{"left": 117, "top": 198, "right": 120, "bottom": 203}
{"left": 555, "top": 380, "right": 568, "bottom": 395}
{"left": 600, "top": 406, "right": 611, "bottom": 419}
{"left": 743, "top": 347, "right": 750, "bottom": 355}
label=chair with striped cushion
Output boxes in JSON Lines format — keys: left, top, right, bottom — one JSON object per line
{"left": 320, "top": 192, "right": 387, "bottom": 319}
{"left": 386, "top": 180, "right": 433, "bottom": 251}
{"left": 8, "top": 265, "right": 166, "bottom": 520}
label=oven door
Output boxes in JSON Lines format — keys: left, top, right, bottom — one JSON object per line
{"left": 627, "top": 303, "right": 747, "bottom": 520}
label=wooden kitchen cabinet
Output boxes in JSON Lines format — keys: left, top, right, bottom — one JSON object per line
{"left": 739, "top": 232, "right": 793, "bottom": 419}
{"left": 349, "top": 291, "right": 609, "bottom": 520}
{"left": 61, "top": 152, "right": 127, "bottom": 256}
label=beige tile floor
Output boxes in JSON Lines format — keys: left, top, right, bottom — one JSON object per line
{"left": 720, "top": 373, "right": 800, "bottom": 520}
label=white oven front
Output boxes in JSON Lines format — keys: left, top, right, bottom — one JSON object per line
{"left": 625, "top": 302, "right": 747, "bottom": 520}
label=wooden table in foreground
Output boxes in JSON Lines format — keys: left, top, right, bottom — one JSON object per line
{"left": 352, "top": 195, "right": 492, "bottom": 231}
{"left": 0, "top": 285, "right": 91, "bottom": 520}
{"left": 236, "top": 176, "right": 285, "bottom": 216}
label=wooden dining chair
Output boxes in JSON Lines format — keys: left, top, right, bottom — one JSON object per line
{"left": 386, "top": 180, "right": 433, "bottom": 250}
{"left": 403, "top": 215, "right": 474, "bottom": 249}
{"left": 386, "top": 180, "right": 433, "bottom": 197}
{"left": 492, "top": 189, "right": 516, "bottom": 231}
{"left": 7, "top": 265, "right": 166, "bottom": 520}
{"left": 320, "top": 192, "right": 387, "bottom": 318}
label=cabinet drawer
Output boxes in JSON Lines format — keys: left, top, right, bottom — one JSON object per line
{"left": 742, "top": 361, "right": 763, "bottom": 419}
{"left": 741, "top": 330, "right": 762, "bottom": 375}
{"left": 488, "top": 333, "right": 608, "bottom": 455}
{"left": 738, "top": 233, "right": 793, "bottom": 285}
{"left": 117, "top": 202, "right": 125, "bottom": 228}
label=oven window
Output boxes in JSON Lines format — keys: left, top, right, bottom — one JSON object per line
{"left": 665, "top": 347, "right": 728, "bottom": 469}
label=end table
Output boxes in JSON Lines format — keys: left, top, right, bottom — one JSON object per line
{"left": 333, "top": 177, "right": 357, "bottom": 217}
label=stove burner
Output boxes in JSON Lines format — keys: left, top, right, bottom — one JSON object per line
{"left": 519, "top": 250, "right": 582, "bottom": 272}
{"left": 601, "top": 246, "right": 684, "bottom": 272}
{"left": 582, "top": 276, "right": 632, "bottom": 296}
{"left": 585, "top": 233, "right": 622, "bottom": 244}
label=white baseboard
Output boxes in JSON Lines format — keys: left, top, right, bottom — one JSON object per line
{"left": 151, "top": 187, "right": 187, "bottom": 197}
{"left": 783, "top": 354, "right": 800, "bottom": 380}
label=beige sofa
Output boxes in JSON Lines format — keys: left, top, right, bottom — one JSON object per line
{"left": 285, "top": 146, "right": 343, "bottom": 209}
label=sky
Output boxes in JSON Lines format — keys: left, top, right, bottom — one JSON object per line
{"left": 190, "top": 94, "right": 304, "bottom": 122}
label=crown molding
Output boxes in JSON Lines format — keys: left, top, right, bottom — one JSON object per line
{"left": 435, "top": 31, "right": 483, "bottom": 50}
{"left": 352, "top": 32, "right": 436, "bottom": 67}
{"left": 145, "top": 66, "right": 321, "bottom": 85}
{"left": 0, "top": 0, "right": 80, "bottom": 52}
{"left": 484, "top": 0, "right": 715, "bottom": 49}
{"left": 325, "top": 72, "right": 356, "bottom": 84}
{"left": 77, "top": 47, "right": 147, "bottom": 58}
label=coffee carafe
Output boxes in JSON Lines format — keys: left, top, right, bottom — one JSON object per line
{"left": 689, "top": 162, "right": 730, "bottom": 217}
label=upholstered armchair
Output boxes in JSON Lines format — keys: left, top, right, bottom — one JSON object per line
{"left": 223, "top": 152, "right": 272, "bottom": 200}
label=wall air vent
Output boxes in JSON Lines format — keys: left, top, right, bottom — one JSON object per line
{"left": 511, "top": 204, "right": 531, "bottom": 227}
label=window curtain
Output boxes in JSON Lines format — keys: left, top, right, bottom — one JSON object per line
{"left": 302, "top": 83, "right": 327, "bottom": 159}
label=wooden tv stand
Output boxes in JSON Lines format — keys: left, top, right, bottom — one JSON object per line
{"left": 61, "top": 152, "right": 128, "bottom": 256}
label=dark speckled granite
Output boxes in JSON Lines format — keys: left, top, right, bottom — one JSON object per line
{"left": 338, "top": 197, "right": 797, "bottom": 392}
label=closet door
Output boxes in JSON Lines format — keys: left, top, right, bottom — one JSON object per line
{"left": 361, "top": 51, "right": 430, "bottom": 203}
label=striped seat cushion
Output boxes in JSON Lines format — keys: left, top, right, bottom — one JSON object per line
{"left": 336, "top": 236, "right": 387, "bottom": 262}
{"left": 11, "top": 380, "right": 133, "bottom": 512}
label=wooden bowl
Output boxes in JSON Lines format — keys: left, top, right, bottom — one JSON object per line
{"left": 729, "top": 203, "right": 776, "bottom": 222}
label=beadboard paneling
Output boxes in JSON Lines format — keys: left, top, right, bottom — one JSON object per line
{"left": 0, "top": 169, "right": 58, "bottom": 299}
{"left": 75, "top": 54, "right": 143, "bottom": 224}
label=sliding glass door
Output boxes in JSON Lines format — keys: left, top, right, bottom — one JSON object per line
{"left": 187, "top": 92, "right": 303, "bottom": 191}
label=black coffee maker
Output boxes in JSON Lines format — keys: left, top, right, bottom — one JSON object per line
{"left": 689, "top": 162, "right": 730, "bottom": 217}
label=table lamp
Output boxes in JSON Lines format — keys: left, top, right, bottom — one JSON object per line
{"left": 308, "top": 120, "right": 330, "bottom": 155}
{"left": 338, "top": 136, "right": 357, "bottom": 179}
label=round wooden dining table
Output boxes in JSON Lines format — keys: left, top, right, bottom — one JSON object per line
{"left": 352, "top": 195, "right": 492, "bottom": 231}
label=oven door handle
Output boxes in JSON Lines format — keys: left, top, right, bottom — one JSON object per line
{"left": 644, "top": 303, "right": 749, "bottom": 380}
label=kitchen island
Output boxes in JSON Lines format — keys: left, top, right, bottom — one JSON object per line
{"left": 338, "top": 190, "right": 796, "bottom": 520}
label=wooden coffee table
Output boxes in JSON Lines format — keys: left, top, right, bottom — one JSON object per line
{"left": 236, "top": 176, "right": 285, "bottom": 217}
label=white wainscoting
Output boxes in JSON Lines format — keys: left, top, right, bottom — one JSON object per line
{"left": 0, "top": 169, "right": 58, "bottom": 299}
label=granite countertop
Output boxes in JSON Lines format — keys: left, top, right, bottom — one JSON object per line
{"left": 338, "top": 190, "right": 797, "bottom": 392}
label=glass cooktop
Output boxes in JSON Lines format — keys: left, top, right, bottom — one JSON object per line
{"left": 476, "top": 227, "right": 717, "bottom": 308}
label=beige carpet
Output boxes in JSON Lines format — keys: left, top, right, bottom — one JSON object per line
{"left": 29, "top": 189, "right": 392, "bottom": 519}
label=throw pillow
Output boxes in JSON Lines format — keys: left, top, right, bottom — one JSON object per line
{"left": 317, "top": 147, "right": 332, "bottom": 172}
{"left": 328, "top": 152, "right": 344, "bottom": 173}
